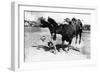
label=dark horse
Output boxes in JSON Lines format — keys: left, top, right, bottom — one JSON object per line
{"left": 48, "top": 17, "right": 83, "bottom": 52}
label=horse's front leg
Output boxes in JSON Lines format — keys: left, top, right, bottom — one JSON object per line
{"left": 51, "top": 36, "right": 57, "bottom": 54}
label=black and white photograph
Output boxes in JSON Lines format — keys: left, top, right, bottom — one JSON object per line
{"left": 24, "top": 10, "right": 91, "bottom": 62}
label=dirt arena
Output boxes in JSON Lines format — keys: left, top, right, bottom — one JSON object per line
{"left": 24, "top": 27, "right": 90, "bottom": 62}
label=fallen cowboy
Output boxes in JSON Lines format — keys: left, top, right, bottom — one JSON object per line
{"left": 32, "top": 41, "right": 80, "bottom": 54}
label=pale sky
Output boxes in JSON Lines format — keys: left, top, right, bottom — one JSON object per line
{"left": 25, "top": 11, "right": 91, "bottom": 25}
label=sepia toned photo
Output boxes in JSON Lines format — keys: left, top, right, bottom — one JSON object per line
{"left": 24, "top": 11, "right": 91, "bottom": 62}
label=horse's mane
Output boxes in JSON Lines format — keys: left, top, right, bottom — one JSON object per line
{"left": 48, "top": 17, "right": 58, "bottom": 29}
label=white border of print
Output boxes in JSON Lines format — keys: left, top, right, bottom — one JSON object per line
{"left": 11, "top": 2, "right": 97, "bottom": 71}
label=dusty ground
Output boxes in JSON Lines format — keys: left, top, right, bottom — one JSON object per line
{"left": 24, "top": 27, "right": 90, "bottom": 62}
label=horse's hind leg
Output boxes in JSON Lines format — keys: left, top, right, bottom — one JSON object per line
{"left": 75, "top": 34, "right": 78, "bottom": 44}
{"left": 79, "top": 30, "right": 82, "bottom": 44}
